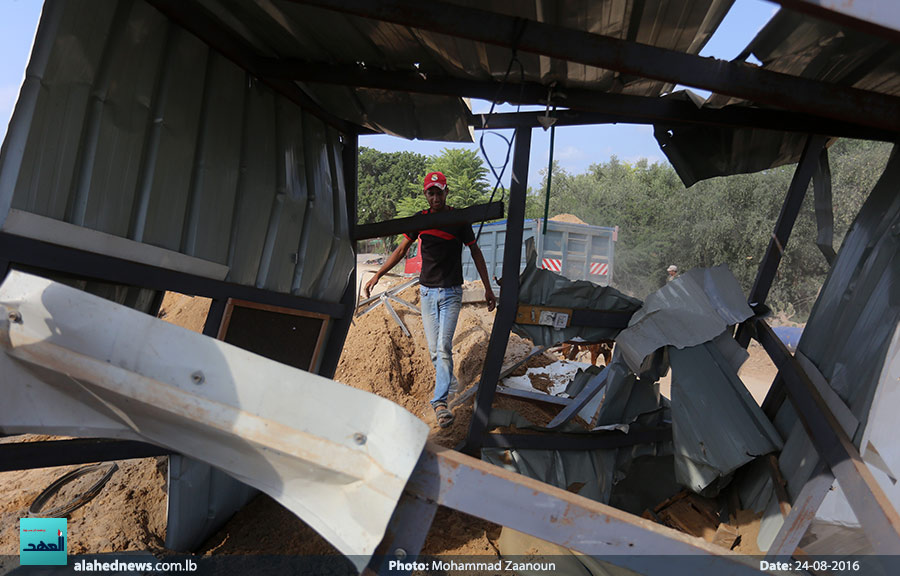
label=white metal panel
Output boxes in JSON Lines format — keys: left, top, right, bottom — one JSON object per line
{"left": 1, "top": 209, "right": 229, "bottom": 280}
{"left": 0, "top": 271, "right": 428, "bottom": 569}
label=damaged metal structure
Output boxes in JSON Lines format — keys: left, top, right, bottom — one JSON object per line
{"left": 1, "top": 0, "right": 899, "bottom": 573}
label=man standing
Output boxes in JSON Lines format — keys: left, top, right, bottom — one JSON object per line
{"left": 666, "top": 264, "right": 678, "bottom": 283}
{"left": 365, "top": 171, "right": 496, "bottom": 428}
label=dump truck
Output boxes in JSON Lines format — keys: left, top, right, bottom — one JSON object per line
{"left": 404, "top": 218, "right": 617, "bottom": 288}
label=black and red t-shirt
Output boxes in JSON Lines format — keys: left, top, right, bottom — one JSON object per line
{"left": 404, "top": 209, "right": 476, "bottom": 288}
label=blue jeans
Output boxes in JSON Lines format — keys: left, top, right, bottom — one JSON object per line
{"left": 419, "top": 285, "right": 463, "bottom": 407}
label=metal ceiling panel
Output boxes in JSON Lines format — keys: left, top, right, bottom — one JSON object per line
{"left": 188, "top": 0, "right": 733, "bottom": 140}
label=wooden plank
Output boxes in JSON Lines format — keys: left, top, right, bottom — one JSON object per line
{"left": 406, "top": 443, "right": 764, "bottom": 576}
{"left": 515, "top": 304, "right": 573, "bottom": 327}
{"left": 712, "top": 524, "right": 740, "bottom": 550}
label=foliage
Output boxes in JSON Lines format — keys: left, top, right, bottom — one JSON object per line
{"left": 360, "top": 147, "right": 493, "bottom": 220}
{"left": 358, "top": 139, "right": 892, "bottom": 320}
{"left": 357, "top": 147, "right": 427, "bottom": 225}
{"left": 535, "top": 141, "right": 892, "bottom": 320}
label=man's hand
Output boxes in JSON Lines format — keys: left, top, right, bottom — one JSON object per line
{"left": 485, "top": 288, "right": 496, "bottom": 312}
{"left": 364, "top": 275, "right": 380, "bottom": 299}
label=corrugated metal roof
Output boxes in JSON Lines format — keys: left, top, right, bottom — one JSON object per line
{"left": 660, "top": 8, "right": 900, "bottom": 184}
{"left": 191, "top": 0, "right": 733, "bottom": 140}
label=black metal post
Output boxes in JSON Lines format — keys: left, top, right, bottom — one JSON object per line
{"left": 735, "top": 134, "right": 826, "bottom": 347}
{"left": 0, "top": 233, "right": 345, "bottom": 318}
{"left": 0, "top": 439, "right": 172, "bottom": 472}
{"left": 462, "top": 127, "right": 531, "bottom": 455}
{"left": 202, "top": 298, "right": 228, "bottom": 338}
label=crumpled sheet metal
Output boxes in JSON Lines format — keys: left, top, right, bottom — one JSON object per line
{"left": 482, "top": 409, "right": 619, "bottom": 505}
{"left": 654, "top": 91, "right": 812, "bottom": 187}
{"left": 513, "top": 252, "right": 643, "bottom": 346}
{"left": 615, "top": 265, "right": 753, "bottom": 373}
{"left": 669, "top": 339, "right": 783, "bottom": 495}
{"left": 0, "top": 271, "right": 428, "bottom": 571}
{"left": 483, "top": 362, "right": 672, "bottom": 507}
{"left": 748, "top": 146, "right": 900, "bottom": 553}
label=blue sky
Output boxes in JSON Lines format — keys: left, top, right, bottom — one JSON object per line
{"left": 0, "top": 0, "right": 778, "bottom": 187}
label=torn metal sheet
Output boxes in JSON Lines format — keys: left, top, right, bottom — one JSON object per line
{"left": 656, "top": 6, "right": 900, "bottom": 186}
{"left": 482, "top": 409, "right": 620, "bottom": 504}
{"left": 615, "top": 265, "right": 753, "bottom": 373}
{"left": 669, "top": 341, "right": 783, "bottom": 496}
{"left": 514, "top": 252, "right": 643, "bottom": 347}
{"left": 501, "top": 359, "right": 595, "bottom": 398}
{"left": 748, "top": 146, "right": 900, "bottom": 553}
{"left": 654, "top": 91, "right": 813, "bottom": 187}
{"left": 0, "top": 271, "right": 428, "bottom": 571}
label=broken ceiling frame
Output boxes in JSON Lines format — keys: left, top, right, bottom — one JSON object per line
{"left": 291, "top": 0, "right": 900, "bottom": 132}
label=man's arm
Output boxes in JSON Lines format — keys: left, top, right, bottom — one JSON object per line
{"left": 364, "top": 236, "right": 415, "bottom": 298}
{"left": 469, "top": 243, "right": 497, "bottom": 312}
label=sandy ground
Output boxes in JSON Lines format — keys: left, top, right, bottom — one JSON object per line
{"left": 0, "top": 277, "right": 782, "bottom": 562}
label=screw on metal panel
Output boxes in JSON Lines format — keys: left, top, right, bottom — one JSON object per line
{"left": 7, "top": 310, "right": 21, "bottom": 324}
{"left": 191, "top": 371, "right": 205, "bottom": 385}
{"left": 394, "top": 548, "right": 407, "bottom": 560}
{"left": 353, "top": 433, "right": 367, "bottom": 445}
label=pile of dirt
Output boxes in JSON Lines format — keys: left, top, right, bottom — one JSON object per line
{"left": 0, "top": 438, "right": 167, "bottom": 559}
{"left": 334, "top": 279, "right": 558, "bottom": 448}
{"left": 550, "top": 213, "right": 588, "bottom": 225}
{"left": 156, "top": 292, "right": 211, "bottom": 332}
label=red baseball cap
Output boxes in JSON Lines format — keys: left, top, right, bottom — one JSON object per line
{"left": 423, "top": 171, "right": 447, "bottom": 191}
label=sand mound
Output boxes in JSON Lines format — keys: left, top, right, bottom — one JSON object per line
{"left": 550, "top": 213, "right": 588, "bottom": 225}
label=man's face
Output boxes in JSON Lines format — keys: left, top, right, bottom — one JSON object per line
{"left": 425, "top": 186, "right": 447, "bottom": 211}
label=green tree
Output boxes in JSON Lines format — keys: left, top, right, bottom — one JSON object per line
{"left": 426, "top": 148, "right": 491, "bottom": 208}
{"left": 357, "top": 147, "right": 427, "bottom": 224}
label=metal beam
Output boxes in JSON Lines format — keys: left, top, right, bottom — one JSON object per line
{"left": 755, "top": 320, "right": 900, "bottom": 555}
{"left": 773, "top": 0, "right": 900, "bottom": 44}
{"left": 736, "top": 135, "right": 826, "bottom": 347}
{"left": 258, "top": 60, "right": 900, "bottom": 141}
{"left": 353, "top": 201, "right": 504, "bottom": 241}
{"left": 495, "top": 385, "right": 571, "bottom": 406}
{"left": 481, "top": 427, "right": 671, "bottom": 451}
{"left": 0, "top": 233, "right": 346, "bottom": 318}
{"left": 571, "top": 309, "right": 636, "bottom": 330}
{"left": 368, "top": 491, "right": 438, "bottom": 576}
{"left": 290, "top": 0, "right": 900, "bottom": 132}
{"left": 547, "top": 366, "right": 611, "bottom": 430}
{"left": 463, "top": 128, "right": 531, "bottom": 455}
{"left": 319, "top": 133, "right": 359, "bottom": 378}
{"left": 145, "top": 0, "right": 368, "bottom": 135}
{"left": 0, "top": 439, "right": 172, "bottom": 472}
{"left": 407, "top": 442, "right": 763, "bottom": 575}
